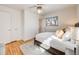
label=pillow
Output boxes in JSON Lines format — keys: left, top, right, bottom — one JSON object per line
{"left": 62, "top": 30, "right": 72, "bottom": 41}
{"left": 55, "top": 29, "right": 65, "bottom": 39}
{"left": 62, "top": 27, "right": 75, "bottom": 41}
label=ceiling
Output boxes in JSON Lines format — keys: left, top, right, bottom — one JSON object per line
{"left": 0, "top": 4, "right": 76, "bottom": 15}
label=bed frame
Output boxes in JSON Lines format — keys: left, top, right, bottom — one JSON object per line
{"left": 34, "top": 39, "right": 65, "bottom": 55}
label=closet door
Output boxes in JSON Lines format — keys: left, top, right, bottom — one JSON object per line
{"left": 11, "top": 13, "right": 21, "bottom": 40}
{"left": 0, "top": 12, "right": 11, "bottom": 44}
{"left": 11, "top": 14, "right": 18, "bottom": 40}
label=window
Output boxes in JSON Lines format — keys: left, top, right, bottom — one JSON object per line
{"left": 46, "top": 16, "right": 58, "bottom": 26}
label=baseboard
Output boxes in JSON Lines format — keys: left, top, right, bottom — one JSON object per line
{"left": 6, "top": 39, "right": 24, "bottom": 45}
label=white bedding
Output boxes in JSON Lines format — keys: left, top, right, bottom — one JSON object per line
{"left": 50, "top": 38, "right": 65, "bottom": 52}
{"left": 35, "top": 32, "right": 76, "bottom": 52}
{"left": 36, "top": 35, "right": 65, "bottom": 52}
{"left": 35, "top": 32, "right": 65, "bottom": 52}
{"left": 36, "top": 32, "right": 55, "bottom": 42}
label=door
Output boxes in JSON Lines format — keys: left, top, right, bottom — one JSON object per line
{"left": 11, "top": 13, "right": 20, "bottom": 40}
{"left": 0, "top": 12, "right": 11, "bottom": 44}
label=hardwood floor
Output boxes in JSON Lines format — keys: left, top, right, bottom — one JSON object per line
{"left": 5, "top": 40, "right": 34, "bottom": 55}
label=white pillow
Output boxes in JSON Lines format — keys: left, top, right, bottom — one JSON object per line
{"left": 62, "top": 27, "right": 75, "bottom": 41}
{"left": 55, "top": 29, "right": 64, "bottom": 39}
{"left": 62, "top": 30, "right": 72, "bottom": 41}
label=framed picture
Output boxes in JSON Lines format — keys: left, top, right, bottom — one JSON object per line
{"left": 46, "top": 16, "right": 58, "bottom": 26}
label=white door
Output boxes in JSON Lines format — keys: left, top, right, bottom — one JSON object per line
{"left": 0, "top": 12, "right": 11, "bottom": 44}
{"left": 11, "top": 14, "right": 20, "bottom": 40}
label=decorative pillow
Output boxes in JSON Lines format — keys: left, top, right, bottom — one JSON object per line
{"left": 55, "top": 29, "right": 65, "bottom": 39}
{"left": 62, "top": 30, "right": 72, "bottom": 41}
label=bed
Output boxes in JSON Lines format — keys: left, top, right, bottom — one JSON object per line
{"left": 35, "top": 32, "right": 65, "bottom": 54}
{"left": 35, "top": 30, "right": 76, "bottom": 55}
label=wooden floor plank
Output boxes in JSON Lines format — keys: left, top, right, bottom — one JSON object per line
{"left": 5, "top": 40, "right": 24, "bottom": 55}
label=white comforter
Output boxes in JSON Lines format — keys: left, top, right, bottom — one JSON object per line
{"left": 35, "top": 32, "right": 76, "bottom": 52}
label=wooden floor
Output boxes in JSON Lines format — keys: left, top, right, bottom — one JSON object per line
{"left": 5, "top": 40, "right": 34, "bottom": 55}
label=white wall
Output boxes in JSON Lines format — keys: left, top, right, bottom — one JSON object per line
{"left": 41, "top": 6, "right": 78, "bottom": 32}
{"left": 77, "top": 5, "right": 79, "bottom": 22}
{"left": 0, "top": 5, "right": 22, "bottom": 43}
{"left": 24, "top": 9, "right": 39, "bottom": 40}
{"left": 0, "top": 5, "right": 39, "bottom": 43}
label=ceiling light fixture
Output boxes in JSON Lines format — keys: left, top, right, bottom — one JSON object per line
{"left": 37, "top": 6, "right": 42, "bottom": 14}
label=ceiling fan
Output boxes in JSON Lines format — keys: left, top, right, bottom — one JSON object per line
{"left": 30, "top": 4, "right": 44, "bottom": 14}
